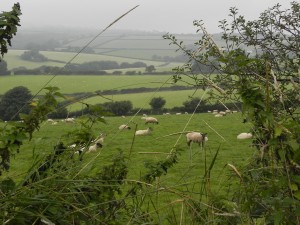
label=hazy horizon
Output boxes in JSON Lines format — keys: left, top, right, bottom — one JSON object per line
{"left": 2, "top": 1, "right": 293, "bottom": 34}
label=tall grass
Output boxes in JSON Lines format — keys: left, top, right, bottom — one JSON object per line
{"left": 1, "top": 111, "right": 254, "bottom": 223}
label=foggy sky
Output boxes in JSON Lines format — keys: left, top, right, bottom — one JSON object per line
{"left": 2, "top": 0, "right": 293, "bottom": 34}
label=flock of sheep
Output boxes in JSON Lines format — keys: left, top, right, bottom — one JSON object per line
{"left": 46, "top": 110, "right": 253, "bottom": 155}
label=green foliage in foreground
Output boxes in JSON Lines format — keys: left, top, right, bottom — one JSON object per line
{"left": 2, "top": 109, "right": 253, "bottom": 224}
{"left": 163, "top": 2, "right": 300, "bottom": 224}
{"left": 0, "top": 3, "right": 21, "bottom": 60}
{"left": 2, "top": 2, "right": 300, "bottom": 224}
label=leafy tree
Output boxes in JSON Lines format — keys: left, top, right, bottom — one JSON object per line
{"left": 0, "top": 60, "right": 8, "bottom": 75}
{"left": 20, "top": 50, "right": 48, "bottom": 62}
{"left": 112, "top": 70, "right": 122, "bottom": 75}
{"left": 149, "top": 97, "right": 166, "bottom": 112}
{"left": 102, "top": 100, "right": 133, "bottom": 116}
{"left": 0, "top": 3, "right": 21, "bottom": 60}
{"left": 164, "top": 2, "right": 300, "bottom": 223}
{"left": 145, "top": 65, "right": 156, "bottom": 73}
{"left": 0, "top": 86, "right": 33, "bottom": 121}
{"left": 182, "top": 97, "right": 207, "bottom": 113}
{"left": 47, "top": 104, "right": 68, "bottom": 119}
{"left": 125, "top": 70, "right": 137, "bottom": 75}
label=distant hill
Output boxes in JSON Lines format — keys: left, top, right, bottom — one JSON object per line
{"left": 9, "top": 27, "right": 225, "bottom": 61}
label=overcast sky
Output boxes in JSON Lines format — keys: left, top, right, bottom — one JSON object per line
{"left": 2, "top": 0, "right": 293, "bottom": 34}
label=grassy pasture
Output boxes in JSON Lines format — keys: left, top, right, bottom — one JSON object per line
{"left": 94, "top": 49, "right": 180, "bottom": 61}
{"left": 65, "top": 34, "right": 199, "bottom": 50}
{"left": 68, "top": 89, "right": 204, "bottom": 111}
{"left": 0, "top": 74, "right": 221, "bottom": 111}
{"left": 7, "top": 112, "right": 254, "bottom": 194}
{"left": 0, "top": 75, "right": 179, "bottom": 94}
{"left": 62, "top": 33, "right": 200, "bottom": 61}
{"left": 4, "top": 112, "right": 254, "bottom": 222}
{"left": 5, "top": 50, "right": 182, "bottom": 70}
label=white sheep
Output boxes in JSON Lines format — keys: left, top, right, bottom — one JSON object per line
{"left": 65, "top": 118, "right": 75, "bottom": 123}
{"left": 214, "top": 113, "right": 223, "bottom": 117}
{"left": 186, "top": 132, "right": 208, "bottom": 147}
{"left": 219, "top": 111, "right": 227, "bottom": 116}
{"left": 145, "top": 117, "right": 159, "bottom": 124}
{"left": 74, "top": 134, "right": 106, "bottom": 154}
{"left": 87, "top": 142, "right": 103, "bottom": 153}
{"left": 69, "top": 143, "right": 85, "bottom": 155}
{"left": 47, "top": 118, "right": 54, "bottom": 123}
{"left": 119, "top": 124, "right": 131, "bottom": 130}
{"left": 135, "top": 127, "right": 153, "bottom": 136}
{"left": 237, "top": 133, "right": 253, "bottom": 140}
{"left": 93, "top": 133, "right": 106, "bottom": 145}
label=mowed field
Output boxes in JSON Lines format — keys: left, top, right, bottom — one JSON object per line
{"left": 4, "top": 50, "right": 183, "bottom": 71}
{"left": 6, "top": 112, "right": 254, "bottom": 210}
{"left": 0, "top": 74, "right": 209, "bottom": 110}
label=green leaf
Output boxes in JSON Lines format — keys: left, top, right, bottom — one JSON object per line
{"left": 290, "top": 183, "right": 298, "bottom": 191}
{"left": 294, "top": 190, "right": 300, "bottom": 200}
{"left": 274, "top": 125, "right": 282, "bottom": 137}
{"left": 274, "top": 211, "right": 283, "bottom": 225}
{"left": 0, "top": 178, "right": 16, "bottom": 193}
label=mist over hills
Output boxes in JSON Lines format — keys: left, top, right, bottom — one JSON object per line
{"left": 9, "top": 27, "right": 224, "bottom": 61}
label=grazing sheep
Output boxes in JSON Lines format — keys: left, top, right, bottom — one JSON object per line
{"left": 87, "top": 142, "right": 103, "bottom": 153}
{"left": 119, "top": 124, "right": 131, "bottom": 130}
{"left": 93, "top": 133, "right": 106, "bottom": 145}
{"left": 219, "top": 111, "right": 227, "bottom": 116}
{"left": 176, "top": 113, "right": 182, "bottom": 115}
{"left": 73, "top": 134, "right": 106, "bottom": 154}
{"left": 135, "top": 127, "right": 153, "bottom": 136}
{"left": 65, "top": 118, "right": 75, "bottom": 123}
{"left": 186, "top": 132, "right": 208, "bottom": 147}
{"left": 145, "top": 117, "right": 159, "bottom": 124}
{"left": 214, "top": 113, "right": 223, "bottom": 117}
{"left": 69, "top": 143, "right": 85, "bottom": 155}
{"left": 47, "top": 118, "right": 54, "bottom": 123}
{"left": 237, "top": 133, "right": 253, "bottom": 140}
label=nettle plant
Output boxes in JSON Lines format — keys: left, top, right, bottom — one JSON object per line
{"left": 164, "top": 2, "right": 300, "bottom": 224}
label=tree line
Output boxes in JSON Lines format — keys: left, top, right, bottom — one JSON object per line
{"left": 0, "top": 86, "right": 241, "bottom": 120}
{"left": 0, "top": 50, "right": 159, "bottom": 75}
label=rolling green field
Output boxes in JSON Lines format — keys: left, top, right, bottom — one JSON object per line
{"left": 4, "top": 112, "right": 254, "bottom": 224}
{"left": 64, "top": 33, "right": 199, "bottom": 60}
{"left": 4, "top": 50, "right": 183, "bottom": 71}
{"left": 0, "top": 74, "right": 210, "bottom": 111}
{"left": 68, "top": 89, "right": 204, "bottom": 111}
{"left": 6, "top": 112, "right": 254, "bottom": 197}
{"left": 0, "top": 75, "right": 179, "bottom": 94}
